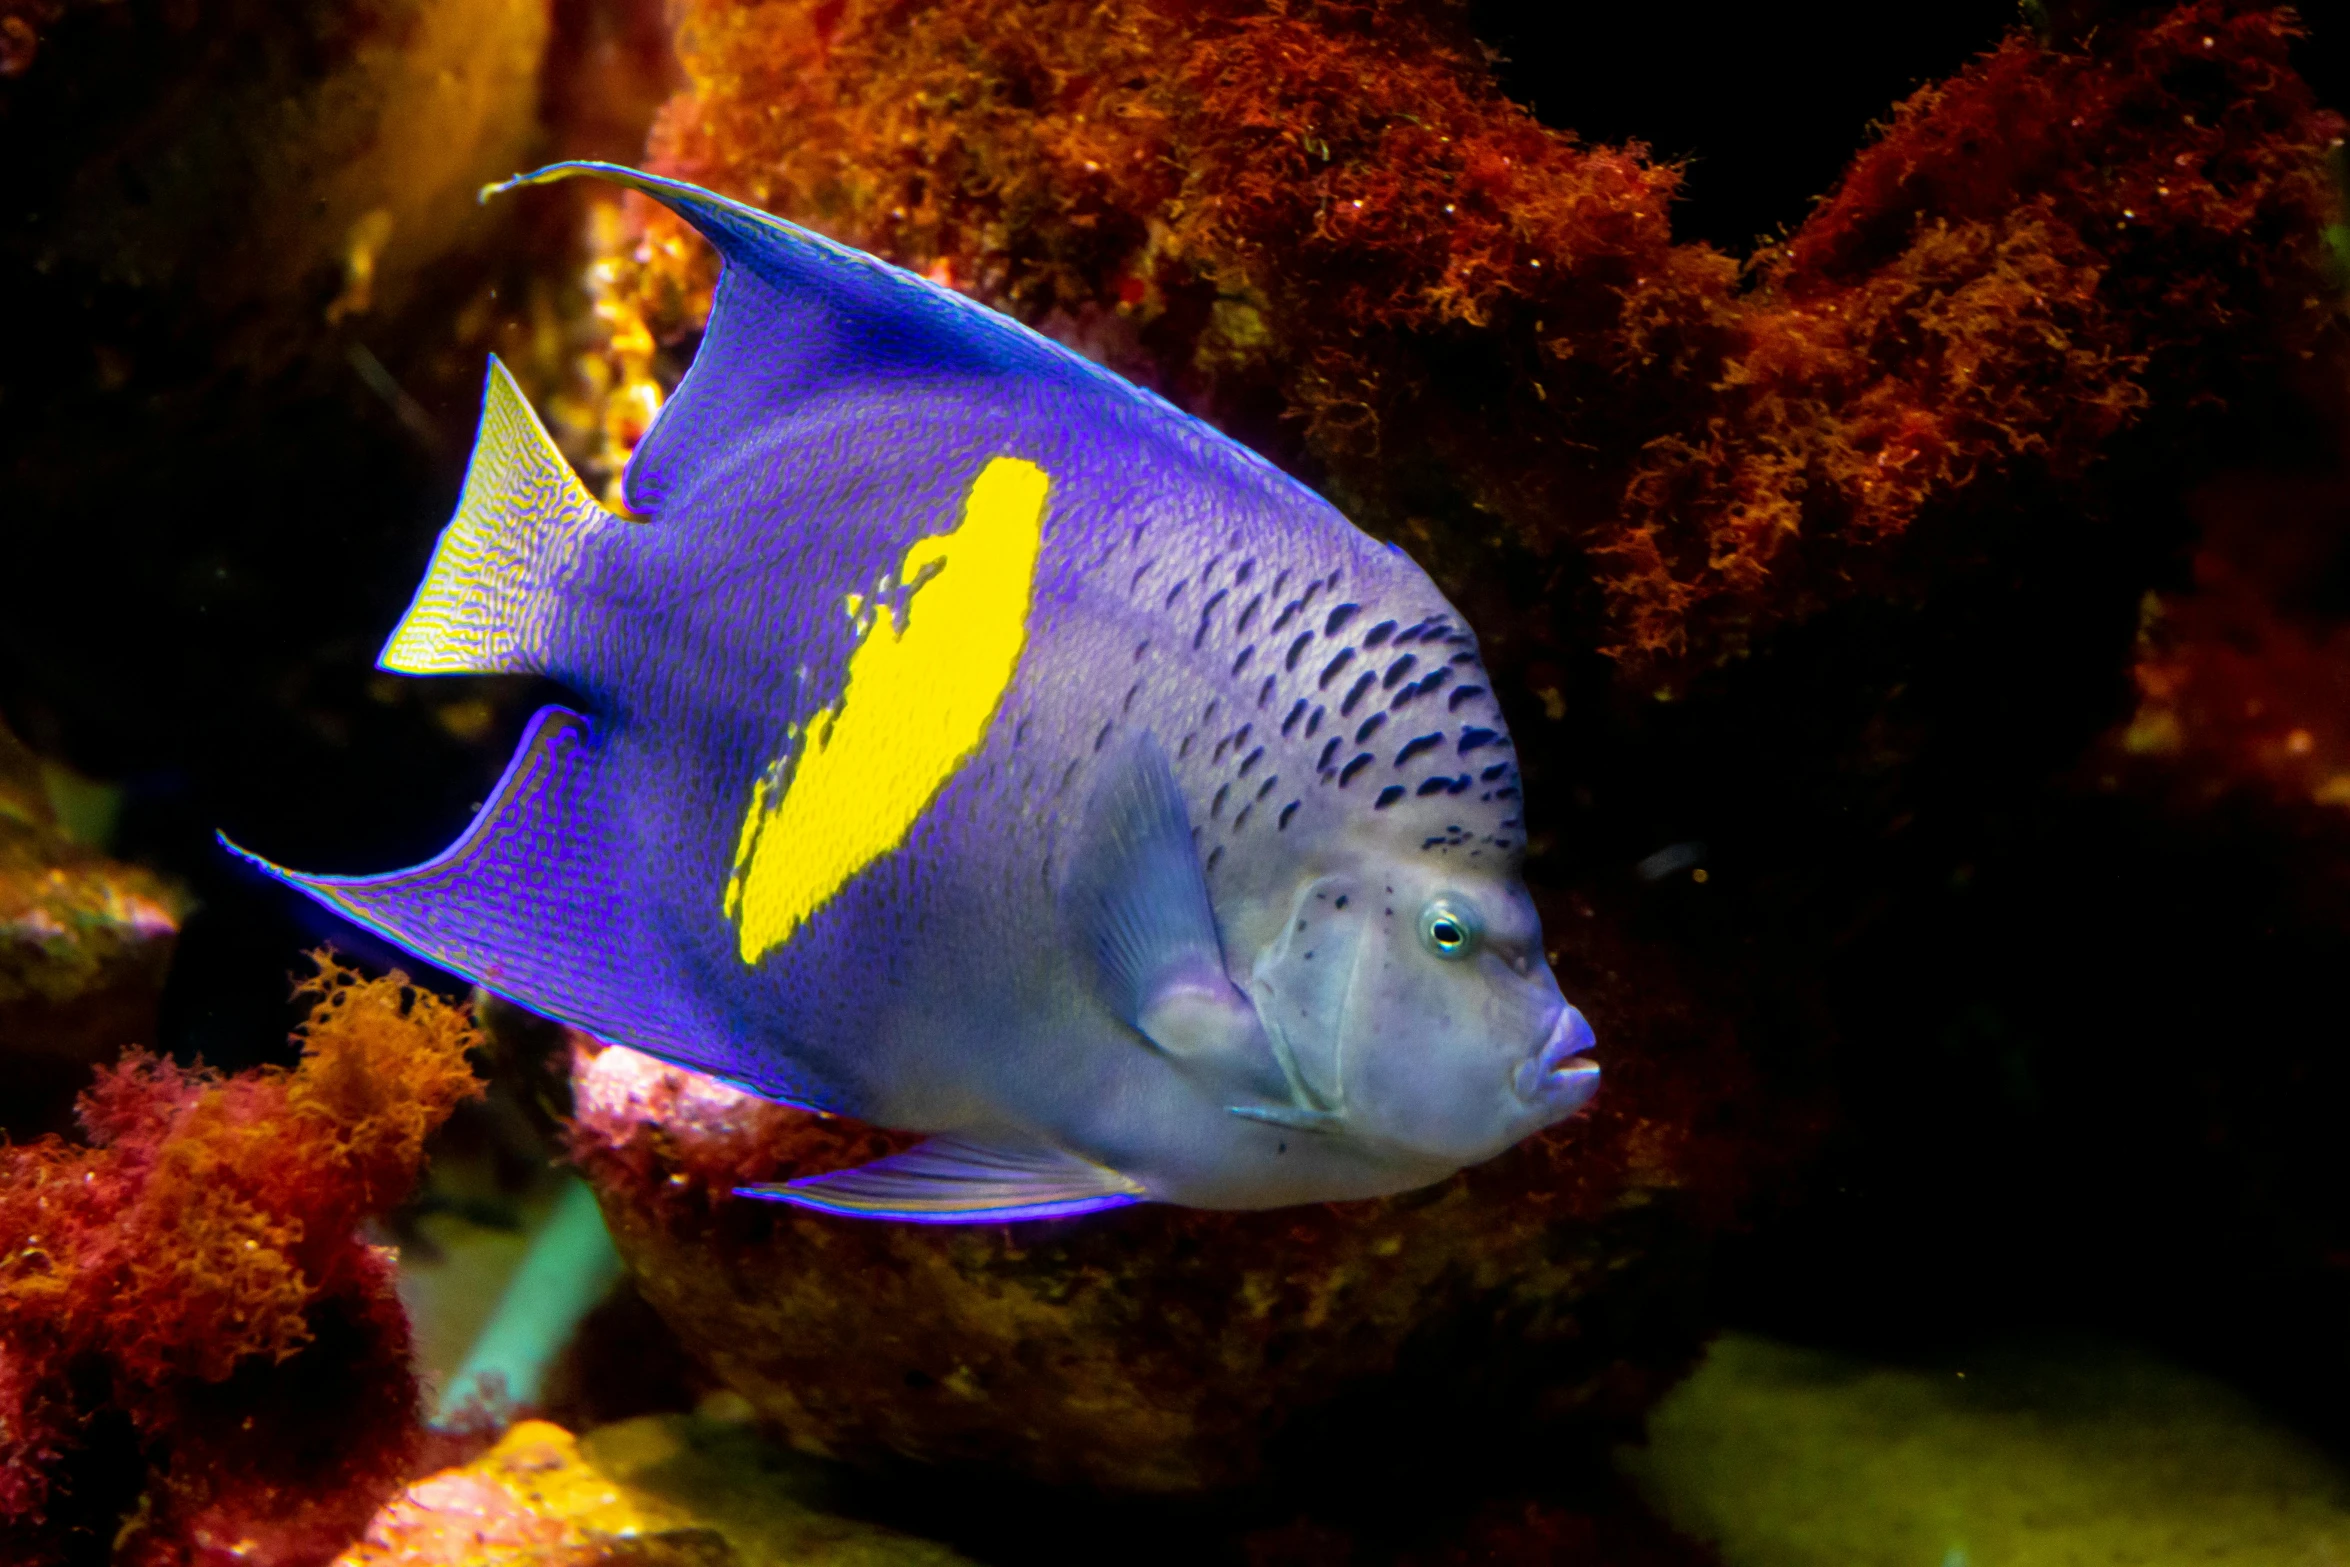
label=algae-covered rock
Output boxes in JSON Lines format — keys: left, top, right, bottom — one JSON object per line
{"left": 567, "top": 917, "right": 1784, "bottom": 1497}
{"left": 0, "top": 720, "right": 184, "bottom": 1136}
{"left": 339, "top": 1414, "right": 974, "bottom": 1566}
{"left": 1622, "top": 1333, "right": 2350, "bottom": 1567}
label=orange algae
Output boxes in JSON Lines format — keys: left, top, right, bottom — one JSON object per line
{"left": 588, "top": 0, "right": 2345, "bottom": 683}
{"left": 0, "top": 956, "right": 483, "bottom": 1566}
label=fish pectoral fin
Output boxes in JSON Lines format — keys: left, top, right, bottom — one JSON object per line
{"left": 1062, "top": 732, "right": 1254, "bottom": 1052}
{"left": 738, "top": 1135, "right": 1146, "bottom": 1224}
{"left": 1136, "top": 973, "right": 1263, "bottom": 1063}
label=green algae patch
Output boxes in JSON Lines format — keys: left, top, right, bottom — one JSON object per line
{"left": 1622, "top": 1333, "right": 2350, "bottom": 1567}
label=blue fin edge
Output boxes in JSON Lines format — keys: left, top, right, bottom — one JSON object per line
{"left": 738, "top": 1184, "right": 1144, "bottom": 1225}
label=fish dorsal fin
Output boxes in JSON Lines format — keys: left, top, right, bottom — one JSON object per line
{"left": 380, "top": 356, "right": 617, "bottom": 677}
{"left": 741, "top": 1135, "right": 1145, "bottom": 1224}
{"left": 1061, "top": 734, "right": 1264, "bottom": 1065}
{"left": 486, "top": 162, "right": 1156, "bottom": 519}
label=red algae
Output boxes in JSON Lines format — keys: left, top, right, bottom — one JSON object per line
{"left": 586, "top": 0, "right": 2345, "bottom": 683}
{"left": 0, "top": 956, "right": 483, "bottom": 1567}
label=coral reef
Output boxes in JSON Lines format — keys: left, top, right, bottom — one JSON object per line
{"left": 0, "top": 718, "right": 185, "bottom": 1138}
{"left": 1623, "top": 1333, "right": 2350, "bottom": 1566}
{"left": 0, "top": 958, "right": 482, "bottom": 1566}
{"left": 593, "top": 0, "right": 2344, "bottom": 678}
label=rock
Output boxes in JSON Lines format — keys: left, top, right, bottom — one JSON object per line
{"left": 566, "top": 895, "right": 1794, "bottom": 1497}
{"left": 0, "top": 720, "right": 184, "bottom": 1136}
{"left": 1621, "top": 1333, "right": 2350, "bottom": 1567}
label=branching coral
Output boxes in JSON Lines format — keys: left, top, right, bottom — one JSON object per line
{"left": 0, "top": 957, "right": 483, "bottom": 1566}
{"left": 588, "top": 0, "right": 2345, "bottom": 681}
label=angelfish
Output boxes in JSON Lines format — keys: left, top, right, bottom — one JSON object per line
{"left": 227, "top": 164, "right": 1600, "bottom": 1223}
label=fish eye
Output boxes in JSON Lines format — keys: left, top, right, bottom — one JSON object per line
{"left": 1419, "top": 898, "right": 1481, "bottom": 960}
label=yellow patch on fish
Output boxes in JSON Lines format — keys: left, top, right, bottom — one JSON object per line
{"left": 723, "top": 456, "right": 1050, "bottom": 964}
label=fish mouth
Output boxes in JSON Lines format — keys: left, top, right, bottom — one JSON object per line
{"left": 1513, "top": 1004, "right": 1600, "bottom": 1114}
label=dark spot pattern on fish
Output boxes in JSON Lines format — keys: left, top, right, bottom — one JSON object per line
{"left": 1458, "top": 727, "right": 1502, "bottom": 755}
{"left": 1094, "top": 722, "right": 1113, "bottom": 752}
{"left": 1239, "top": 745, "right": 1265, "bottom": 776}
{"left": 1355, "top": 713, "right": 1387, "bottom": 744}
{"left": 1375, "top": 785, "right": 1405, "bottom": 809}
{"left": 1341, "top": 671, "right": 1377, "bottom": 717}
{"left": 1255, "top": 774, "right": 1278, "bottom": 798}
{"left": 1381, "top": 654, "right": 1417, "bottom": 690}
{"left": 1212, "top": 782, "right": 1230, "bottom": 818}
{"left": 1193, "top": 588, "right": 1229, "bottom": 649}
{"left": 1306, "top": 705, "right": 1324, "bottom": 737}
{"left": 1317, "top": 736, "right": 1343, "bottom": 772}
{"left": 1123, "top": 683, "right": 1141, "bottom": 714}
{"left": 1339, "top": 753, "right": 1373, "bottom": 787}
{"left": 1363, "top": 620, "right": 1397, "bottom": 648}
{"left": 1206, "top": 845, "right": 1224, "bottom": 874}
{"left": 1232, "top": 803, "right": 1252, "bottom": 830}
{"left": 1269, "top": 598, "right": 1304, "bottom": 634}
{"left": 1278, "top": 800, "right": 1300, "bottom": 830}
{"left": 1388, "top": 669, "right": 1451, "bottom": 710}
{"left": 1394, "top": 733, "right": 1445, "bottom": 767}
{"left": 1165, "top": 579, "right": 1188, "bottom": 609}
{"left": 1325, "top": 603, "right": 1360, "bottom": 636}
{"left": 1281, "top": 700, "right": 1308, "bottom": 737}
{"left": 1257, "top": 675, "right": 1276, "bottom": 708}
{"left": 1235, "top": 594, "right": 1264, "bottom": 635}
{"left": 1286, "top": 632, "right": 1314, "bottom": 671}
{"left": 1481, "top": 761, "right": 1510, "bottom": 780}
{"left": 1448, "top": 685, "right": 1487, "bottom": 711}
{"left": 1231, "top": 645, "right": 1255, "bottom": 676}
{"left": 1417, "top": 774, "right": 1470, "bottom": 796}
{"left": 1319, "top": 648, "right": 1354, "bottom": 689}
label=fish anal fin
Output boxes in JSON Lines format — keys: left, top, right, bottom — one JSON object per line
{"left": 741, "top": 1135, "right": 1146, "bottom": 1224}
{"left": 380, "top": 356, "right": 616, "bottom": 677}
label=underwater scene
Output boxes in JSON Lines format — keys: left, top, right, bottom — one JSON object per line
{"left": 5, "top": 0, "right": 2350, "bottom": 1561}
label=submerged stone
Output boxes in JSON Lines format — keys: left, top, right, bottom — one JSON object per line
{"left": 1622, "top": 1333, "right": 2350, "bottom": 1567}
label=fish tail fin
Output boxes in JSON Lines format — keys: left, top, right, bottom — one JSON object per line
{"left": 380, "top": 356, "right": 616, "bottom": 676}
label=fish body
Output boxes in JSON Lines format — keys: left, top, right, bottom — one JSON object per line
{"left": 229, "top": 164, "right": 1598, "bottom": 1221}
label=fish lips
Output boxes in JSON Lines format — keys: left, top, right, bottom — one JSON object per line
{"left": 1513, "top": 1003, "right": 1600, "bottom": 1118}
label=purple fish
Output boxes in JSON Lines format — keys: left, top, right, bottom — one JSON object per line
{"left": 226, "top": 163, "right": 1599, "bottom": 1222}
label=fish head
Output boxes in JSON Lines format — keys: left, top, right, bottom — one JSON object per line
{"left": 1238, "top": 815, "right": 1599, "bottom": 1181}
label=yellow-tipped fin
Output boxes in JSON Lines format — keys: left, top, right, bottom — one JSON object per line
{"left": 380, "top": 357, "right": 615, "bottom": 676}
